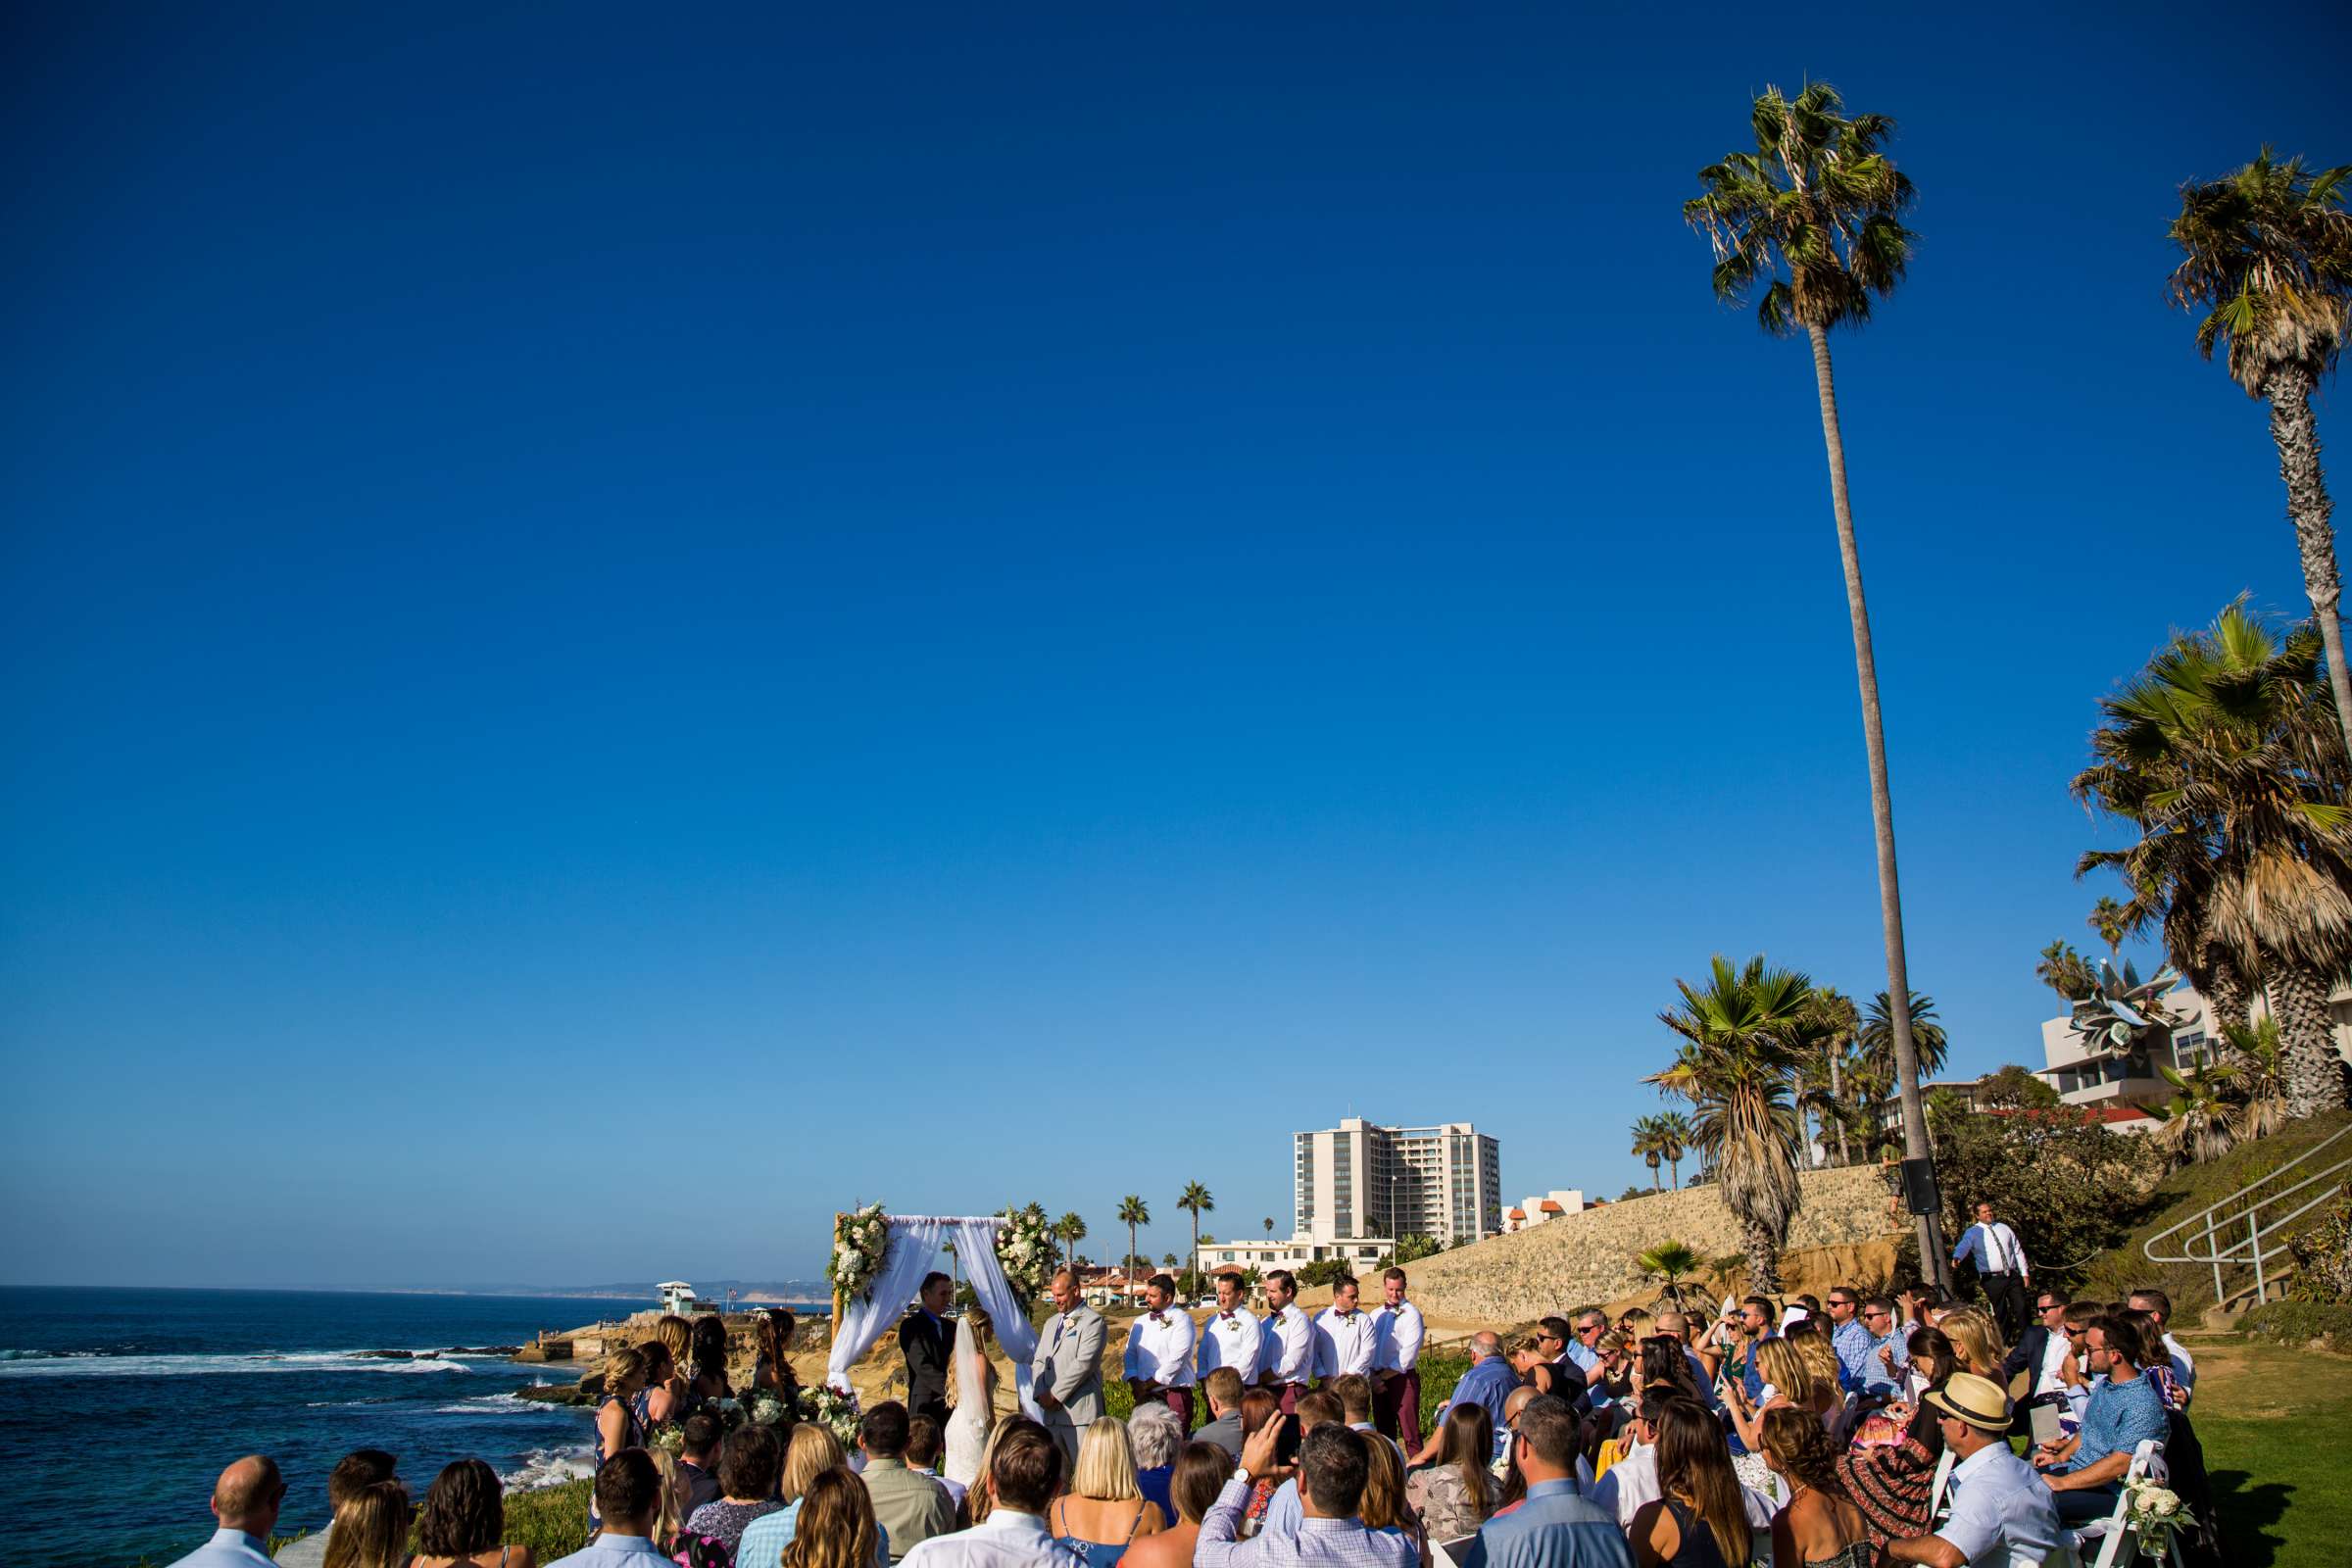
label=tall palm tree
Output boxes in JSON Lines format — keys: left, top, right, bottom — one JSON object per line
{"left": 2036, "top": 940, "right": 2099, "bottom": 1003}
{"left": 1802, "top": 988, "right": 1861, "bottom": 1166}
{"left": 1177, "top": 1182, "right": 1214, "bottom": 1292}
{"left": 2169, "top": 150, "right": 2352, "bottom": 743}
{"left": 1654, "top": 1111, "right": 1693, "bottom": 1189}
{"left": 1860, "top": 991, "right": 1948, "bottom": 1083}
{"left": 1630, "top": 1117, "right": 1667, "bottom": 1190}
{"left": 1117, "top": 1196, "right": 1151, "bottom": 1299}
{"left": 1646, "top": 955, "right": 1816, "bottom": 1292}
{"left": 2076, "top": 603, "right": 2352, "bottom": 1116}
{"left": 1262, "top": 1216, "right": 1275, "bottom": 1238}
{"left": 1056, "top": 1212, "right": 1087, "bottom": 1275}
{"left": 1686, "top": 84, "right": 1946, "bottom": 1288}
{"left": 2089, "top": 897, "right": 2131, "bottom": 956}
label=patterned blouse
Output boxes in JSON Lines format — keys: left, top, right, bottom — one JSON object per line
{"left": 1405, "top": 1463, "right": 1494, "bottom": 1544}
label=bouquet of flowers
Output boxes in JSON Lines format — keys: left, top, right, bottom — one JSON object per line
{"left": 2121, "top": 1475, "right": 2194, "bottom": 1547}
{"left": 996, "top": 1203, "right": 1054, "bottom": 1307}
{"left": 829, "top": 1203, "right": 889, "bottom": 1304}
{"left": 799, "top": 1383, "right": 862, "bottom": 1448}
{"left": 647, "top": 1421, "right": 685, "bottom": 1454}
{"left": 744, "top": 1389, "right": 794, "bottom": 1428}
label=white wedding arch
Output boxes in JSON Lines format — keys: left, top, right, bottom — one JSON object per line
{"left": 822, "top": 1212, "right": 1043, "bottom": 1419}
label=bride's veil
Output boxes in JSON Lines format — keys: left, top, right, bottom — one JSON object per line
{"left": 949, "top": 1309, "right": 996, "bottom": 1418}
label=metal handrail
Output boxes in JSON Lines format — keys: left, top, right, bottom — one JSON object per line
{"left": 2143, "top": 1121, "right": 2352, "bottom": 1307}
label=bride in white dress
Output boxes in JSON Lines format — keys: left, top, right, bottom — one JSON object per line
{"left": 943, "top": 1306, "right": 999, "bottom": 1489}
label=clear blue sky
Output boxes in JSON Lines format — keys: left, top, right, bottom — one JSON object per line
{"left": 5, "top": 2, "right": 2349, "bottom": 1289}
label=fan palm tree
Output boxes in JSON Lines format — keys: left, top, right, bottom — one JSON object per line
{"left": 1117, "top": 1196, "right": 1151, "bottom": 1298}
{"left": 1860, "top": 991, "right": 1947, "bottom": 1082}
{"left": 2222, "top": 1016, "right": 2293, "bottom": 1141}
{"left": 2036, "top": 940, "right": 2100, "bottom": 1004}
{"left": 1262, "top": 1216, "right": 1275, "bottom": 1238}
{"left": 1654, "top": 1111, "right": 1693, "bottom": 1189}
{"left": 1177, "top": 1182, "right": 1214, "bottom": 1292}
{"left": 2154, "top": 1058, "right": 2244, "bottom": 1166}
{"left": 1631, "top": 1117, "right": 1668, "bottom": 1190}
{"left": 2075, "top": 603, "right": 2352, "bottom": 1116}
{"left": 1637, "top": 1240, "right": 1703, "bottom": 1311}
{"left": 2169, "top": 150, "right": 2352, "bottom": 743}
{"left": 1801, "top": 988, "right": 1861, "bottom": 1166}
{"left": 2089, "top": 897, "right": 2131, "bottom": 956}
{"left": 1686, "top": 84, "right": 1944, "bottom": 1285}
{"left": 1646, "top": 955, "right": 1816, "bottom": 1291}
{"left": 1056, "top": 1212, "right": 1087, "bottom": 1275}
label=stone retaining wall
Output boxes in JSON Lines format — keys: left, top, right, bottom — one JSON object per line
{"left": 1401, "top": 1165, "right": 1898, "bottom": 1324}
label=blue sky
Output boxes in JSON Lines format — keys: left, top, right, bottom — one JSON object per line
{"left": 4, "top": 2, "right": 2349, "bottom": 1289}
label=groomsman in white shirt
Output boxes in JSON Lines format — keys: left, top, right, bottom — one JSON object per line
{"left": 1123, "top": 1273, "right": 1200, "bottom": 1427}
{"left": 1312, "top": 1274, "right": 1378, "bottom": 1385}
{"left": 1369, "top": 1266, "right": 1426, "bottom": 1451}
{"left": 1256, "top": 1268, "right": 1313, "bottom": 1413}
{"left": 1197, "top": 1271, "right": 1262, "bottom": 1384}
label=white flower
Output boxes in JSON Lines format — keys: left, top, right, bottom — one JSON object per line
{"left": 2151, "top": 1492, "right": 2180, "bottom": 1518}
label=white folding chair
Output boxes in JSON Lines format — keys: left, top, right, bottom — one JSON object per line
{"left": 2074, "top": 1440, "right": 2184, "bottom": 1568}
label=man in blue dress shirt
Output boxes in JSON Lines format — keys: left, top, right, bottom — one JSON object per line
{"left": 1461, "top": 1396, "right": 1630, "bottom": 1568}
{"left": 548, "top": 1449, "right": 671, "bottom": 1568}
{"left": 166, "top": 1456, "right": 285, "bottom": 1568}
{"left": 1411, "top": 1333, "right": 1521, "bottom": 1464}
{"left": 2032, "top": 1316, "right": 2170, "bottom": 1526}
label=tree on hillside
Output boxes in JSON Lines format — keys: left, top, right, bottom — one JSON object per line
{"left": 1118, "top": 1196, "right": 1151, "bottom": 1296}
{"left": 1262, "top": 1217, "right": 1275, "bottom": 1238}
{"left": 2036, "top": 941, "right": 2099, "bottom": 1004}
{"left": 2075, "top": 603, "right": 2352, "bottom": 1116}
{"left": 1637, "top": 1240, "right": 1704, "bottom": 1311}
{"left": 1647, "top": 954, "right": 1815, "bottom": 1292}
{"left": 1178, "top": 1182, "right": 1214, "bottom": 1291}
{"left": 1979, "top": 1063, "right": 2061, "bottom": 1109}
{"left": 2224, "top": 1017, "right": 2294, "bottom": 1142}
{"left": 2169, "top": 149, "right": 2352, "bottom": 743}
{"left": 1056, "top": 1213, "right": 1087, "bottom": 1275}
{"left": 1802, "top": 988, "right": 1861, "bottom": 1166}
{"left": 2153, "top": 1060, "right": 2243, "bottom": 1166}
{"left": 1395, "top": 1233, "right": 1442, "bottom": 1265}
{"left": 1655, "top": 1111, "right": 1693, "bottom": 1189}
{"left": 1686, "top": 81, "right": 1946, "bottom": 1289}
{"left": 1630, "top": 1116, "right": 1670, "bottom": 1189}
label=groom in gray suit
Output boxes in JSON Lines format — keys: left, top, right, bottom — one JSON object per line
{"left": 1029, "top": 1266, "right": 1105, "bottom": 1465}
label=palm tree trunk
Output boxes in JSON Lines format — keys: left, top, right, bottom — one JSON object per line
{"left": 2268, "top": 363, "right": 2352, "bottom": 743}
{"left": 2269, "top": 961, "right": 2349, "bottom": 1117}
{"left": 2202, "top": 949, "right": 2254, "bottom": 1066}
{"left": 1668, "top": 1153, "right": 1681, "bottom": 1191}
{"left": 1828, "top": 1053, "right": 1851, "bottom": 1167}
{"left": 1805, "top": 322, "right": 1950, "bottom": 1292}
{"left": 1740, "top": 1213, "right": 1783, "bottom": 1294}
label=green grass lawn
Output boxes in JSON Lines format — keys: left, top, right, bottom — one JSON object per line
{"left": 2173, "top": 1335, "right": 2352, "bottom": 1568}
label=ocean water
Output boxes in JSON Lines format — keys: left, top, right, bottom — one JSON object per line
{"left": 0, "top": 1286, "right": 649, "bottom": 1565}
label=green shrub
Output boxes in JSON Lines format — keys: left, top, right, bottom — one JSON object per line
{"left": 2285, "top": 1186, "right": 2352, "bottom": 1304}
{"left": 2242, "top": 1299, "right": 2352, "bottom": 1350}
{"left": 500, "top": 1480, "right": 593, "bottom": 1563}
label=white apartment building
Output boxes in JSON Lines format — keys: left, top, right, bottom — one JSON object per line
{"left": 2036, "top": 979, "right": 2352, "bottom": 1111}
{"left": 1293, "top": 1117, "right": 1501, "bottom": 1247}
{"left": 1503, "top": 1189, "right": 1589, "bottom": 1232}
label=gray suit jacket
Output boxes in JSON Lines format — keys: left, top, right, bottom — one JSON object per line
{"left": 1030, "top": 1305, "right": 1106, "bottom": 1441}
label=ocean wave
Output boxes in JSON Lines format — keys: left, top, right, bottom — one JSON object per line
{"left": 502, "top": 1448, "right": 593, "bottom": 1492}
{"left": 431, "top": 1392, "right": 546, "bottom": 1415}
{"left": 0, "top": 1349, "right": 480, "bottom": 1380}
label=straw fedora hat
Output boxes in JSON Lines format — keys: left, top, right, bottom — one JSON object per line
{"left": 1922, "top": 1372, "right": 2013, "bottom": 1433}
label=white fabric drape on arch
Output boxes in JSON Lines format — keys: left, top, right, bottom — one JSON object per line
{"left": 947, "top": 1215, "right": 1043, "bottom": 1421}
{"left": 823, "top": 1214, "right": 1043, "bottom": 1420}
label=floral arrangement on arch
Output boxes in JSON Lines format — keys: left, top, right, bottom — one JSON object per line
{"left": 996, "top": 1203, "right": 1053, "bottom": 1306}
{"left": 798, "top": 1383, "right": 862, "bottom": 1448}
{"left": 829, "top": 1203, "right": 889, "bottom": 1304}
{"left": 2122, "top": 1474, "right": 2194, "bottom": 1546}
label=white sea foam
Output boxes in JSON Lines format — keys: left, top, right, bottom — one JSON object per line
{"left": 502, "top": 1448, "right": 593, "bottom": 1492}
{"left": 432, "top": 1392, "right": 543, "bottom": 1415}
{"left": 0, "top": 1349, "right": 479, "bottom": 1380}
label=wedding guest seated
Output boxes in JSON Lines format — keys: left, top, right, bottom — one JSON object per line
{"left": 1935, "top": 1309, "right": 2007, "bottom": 1387}
{"left": 1626, "top": 1405, "right": 1748, "bottom": 1568}
{"left": 686, "top": 1424, "right": 787, "bottom": 1552}
{"left": 901, "top": 1419, "right": 1085, "bottom": 1568}
{"left": 2128, "top": 1289, "right": 2194, "bottom": 1402}
{"left": 1460, "top": 1396, "right": 1629, "bottom": 1568}
{"left": 1330, "top": 1374, "right": 1407, "bottom": 1471}
{"left": 1121, "top": 1445, "right": 1236, "bottom": 1568}
{"left": 1050, "top": 1417, "right": 1166, "bottom": 1565}
{"left": 2116, "top": 1309, "right": 2187, "bottom": 1411}
{"left": 1835, "top": 1325, "right": 1953, "bottom": 1554}
{"left": 1413, "top": 1333, "right": 1520, "bottom": 1465}
{"left": 289, "top": 1448, "right": 398, "bottom": 1566}
{"left": 644, "top": 1449, "right": 712, "bottom": 1563}
{"left": 1356, "top": 1427, "right": 1424, "bottom": 1562}
{"left": 549, "top": 1450, "right": 664, "bottom": 1568}
{"left": 1649, "top": 1314, "right": 1722, "bottom": 1413}
{"left": 1512, "top": 1332, "right": 1569, "bottom": 1399}
{"left": 1198, "top": 1368, "right": 1250, "bottom": 1460}
{"left": 679, "top": 1413, "right": 725, "bottom": 1514}
{"left": 1593, "top": 1395, "right": 1772, "bottom": 1536}
{"left": 782, "top": 1469, "right": 886, "bottom": 1568}
{"left": 1407, "top": 1404, "right": 1498, "bottom": 1544}
{"left": 907, "top": 1416, "right": 965, "bottom": 1513}
{"left": 2031, "top": 1315, "right": 2169, "bottom": 1527}
{"left": 1882, "top": 1375, "right": 2059, "bottom": 1567}
{"left": 322, "top": 1478, "right": 410, "bottom": 1568}
{"left": 1198, "top": 1421, "right": 1416, "bottom": 1568}
{"left": 862, "top": 1400, "right": 958, "bottom": 1563}
{"left": 1759, "top": 1407, "right": 1868, "bottom": 1568}
{"left": 1254, "top": 1390, "right": 1343, "bottom": 1539}
{"left": 1130, "top": 1401, "right": 1187, "bottom": 1529}
{"left": 740, "top": 1423, "right": 858, "bottom": 1568}
{"left": 412, "top": 1458, "right": 538, "bottom": 1568}
{"left": 1232, "top": 1387, "right": 1289, "bottom": 1532}
{"left": 168, "top": 1456, "right": 287, "bottom": 1568}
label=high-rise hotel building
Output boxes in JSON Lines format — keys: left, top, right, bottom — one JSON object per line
{"left": 1292, "top": 1117, "right": 1501, "bottom": 1247}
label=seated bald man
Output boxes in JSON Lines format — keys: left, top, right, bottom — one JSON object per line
{"left": 168, "top": 1455, "right": 286, "bottom": 1568}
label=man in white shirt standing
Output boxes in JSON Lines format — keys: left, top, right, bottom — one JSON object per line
{"left": 1369, "top": 1266, "right": 1426, "bottom": 1451}
{"left": 1198, "top": 1270, "right": 1263, "bottom": 1386}
{"left": 1312, "top": 1274, "right": 1378, "bottom": 1386}
{"left": 1950, "top": 1200, "right": 2033, "bottom": 1342}
{"left": 900, "top": 1422, "right": 1088, "bottom": 1568}
{"left": 1256, "top": 1268, "right": 1313, "bottom": 1413}
{"left": 1124, "top": 1272, "right": 1200, "bottom": 1427}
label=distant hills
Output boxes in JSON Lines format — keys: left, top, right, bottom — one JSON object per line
{"left": 344, "top": 1279, "right": 831, "bottom": 1302}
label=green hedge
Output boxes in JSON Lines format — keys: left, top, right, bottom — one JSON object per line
{"left": 2241, "top": 1299, "right": 2352, "bottom": 1350}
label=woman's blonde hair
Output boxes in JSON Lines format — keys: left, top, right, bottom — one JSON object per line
{"left": 656, "top": 1314, "right": 695, "bottom": 1367}
{"left": 1072, "top": 1417, "right": 1142, "bottom": 1502}
{"left": 647, "top": 1448, "right": 687, "bottom": 1544}
{"left": 1507, "top": 1331, "right": 1546, "bottom": 1360}
{"left": 1792, "top": 1331, "right": 1841, "bottom": 1398}
{"left": 602, "top": 1347, "right": 649, "bottom": 1397}
{"left": 1754, "top": 1338, "right": 1812, "bottom": 1407}
{"left": 321, "top": 1480, "right": 411, "bottom": 1568}
{"left": 1357, "top": 1434, "right": 1411, "bottom": 1535}
{"left": 1939, "top": 1307, "right": 2008, "bottom": 1377}
{"left": 780, "top": 1468, "right": 877, "bottom": 1568}
{"left": 781, "top": 1421, "right": 846, "bottom": 1503}
{"left": 966, "top": 1422, "right": 1012, "bottom": 1527}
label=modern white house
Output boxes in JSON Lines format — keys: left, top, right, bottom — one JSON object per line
{"left": 1502, "top": 1190, "right": 1589, "bottom": 1232}
{"left": 2035, "top": 978, "right": 2352, "bottom": 1113}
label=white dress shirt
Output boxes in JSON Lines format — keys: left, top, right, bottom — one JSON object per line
{"left": 899, "top": 1507, "right": 1089, "bottom": 1568}
{"left": 2033, "top": 1326, "right": 2074, "bottom": 1398}
{"left": 1932, "top": 1443, "right": 2062, "bottom": 1566}
{"left": 167, "top": 1530, "right": 279, "bottom": 1568}
{"left": 1260, "top": 1304, "right": 1313, "bottom": 1384}
{"left": 1312, "top": 1306, "right": 1378, "bottom": 1380}
{"left": 1372, "top": 1300, "right": 1424, "bottom": 1372}
{"left": 1124, "top": 1306, "right": 1199, "bottom": 1387}
{"left": 2162, "top": 1331, "right": 2196, "bottom": 1394}
{"left": 1198, "top": 1306, "right": 1264, "bottom": 1378}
